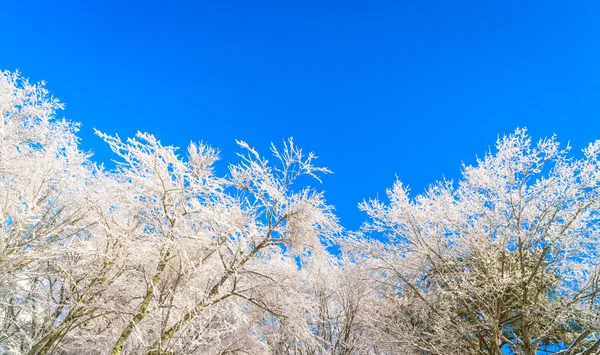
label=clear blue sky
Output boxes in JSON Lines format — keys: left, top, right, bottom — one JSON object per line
{"left": 2, "top": 1, "right": 600, "bottom": 229}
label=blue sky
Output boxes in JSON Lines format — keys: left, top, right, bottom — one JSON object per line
{"left": 2, "top": 0, "right": 600, "bottom": 229}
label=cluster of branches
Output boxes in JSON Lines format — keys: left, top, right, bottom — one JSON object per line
{"left": 0, "top": 71, "right": 598, "bottom": 355}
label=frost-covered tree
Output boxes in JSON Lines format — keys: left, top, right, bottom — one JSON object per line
{"left": 0, "top": 70, "right": 342, "bottom": 354}
{"left": 0, "top": 71, "right": 97, "bottom": 354}
{"left": 3, "top": 69, "right": 600, "bottom": 355}
{"left": 89, "top": 133, "right": 340, "bottom": 355}
{"left": 360, "top": 129, "right": 600, "bottom": 355}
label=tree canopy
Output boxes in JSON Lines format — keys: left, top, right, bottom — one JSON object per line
{"left": 0, "top": 70, "right": 598, "bottom": 354}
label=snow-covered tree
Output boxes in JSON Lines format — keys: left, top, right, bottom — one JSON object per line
{"left": 0, "top": 71, "right": 342, "bottom": 354}
{"left": 0, "top": 70, "right": 98, "bottom": 354}
{"left": 360, "top": 129, "right": 600, "bottom": 354}
{"left": 3, "top": 70, "right": 600, "bottom": 355}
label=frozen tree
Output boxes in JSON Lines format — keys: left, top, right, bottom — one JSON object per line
{"left": 0, "top": 71, "right": 97, "bottom": 354}
{"left": 0, "top": 71, "right": 341, "bottom": 354}
{"left": 3, "top": 69, "right": 600, "bottom": 355}
{"left": 360, "top": 129, "right": 600, "bottom": 355}
{"left": 32, "top": 132, "right": 339, "bottom": 355}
